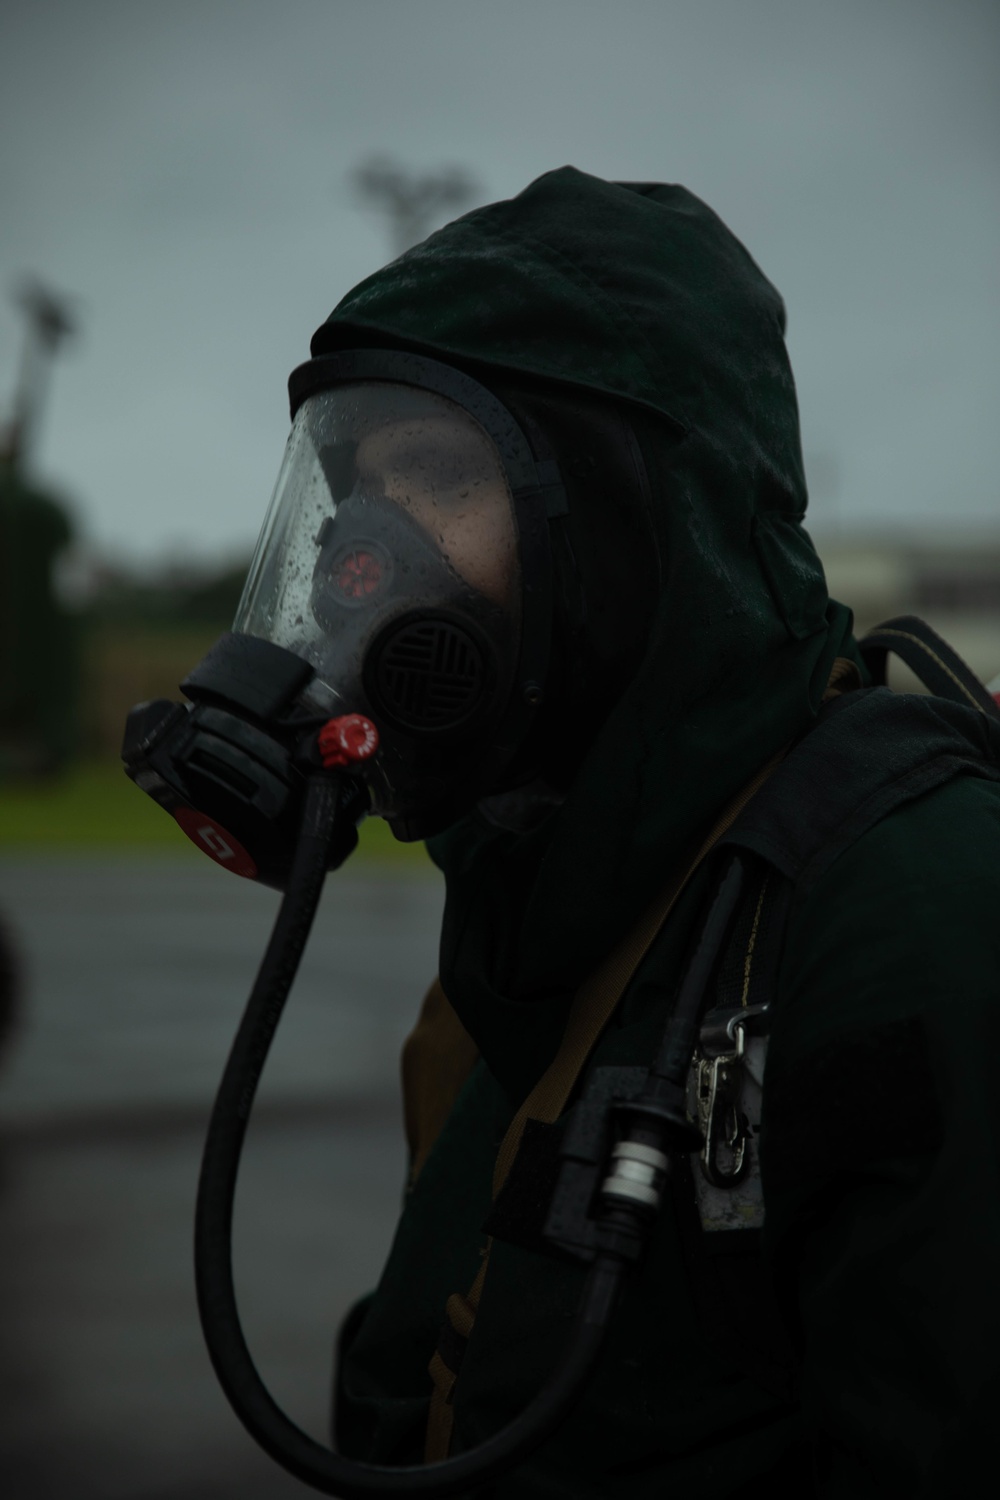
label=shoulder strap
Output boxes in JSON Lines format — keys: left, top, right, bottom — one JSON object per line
{"left": 860, "top": 614, "right": 1000, "bottom": 719}
{"left": 710, "top": 620, "right": 1000, "bottom": 992}
{"left": 718, "top": 685, "right": 1000, "bottom": 898}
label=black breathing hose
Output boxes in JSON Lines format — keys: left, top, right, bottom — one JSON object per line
{"left": 649, "top": 853, "right": 746, "bottom": 1090}
{"left": 194, "top": 773, "right": 626, "bottom": 1497}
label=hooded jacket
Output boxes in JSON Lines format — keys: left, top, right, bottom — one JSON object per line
{"left": 310, "top": 170, "right": 1000, "bottom": 1496}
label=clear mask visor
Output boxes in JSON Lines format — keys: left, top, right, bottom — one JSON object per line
{"left": 234, "top": 382, "right": 522, "bottom": 712}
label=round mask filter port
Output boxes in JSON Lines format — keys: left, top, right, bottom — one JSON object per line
{"left": 368, "top": 615, "right": 490, "bottom": 733}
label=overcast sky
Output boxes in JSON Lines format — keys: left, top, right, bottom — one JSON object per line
{"left": 1, "top": 0, "right": 997, "bottom": 569}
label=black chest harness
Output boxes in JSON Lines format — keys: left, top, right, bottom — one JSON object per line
{"left": 479, "top": 616, "right": 1000, "bottom": 1405}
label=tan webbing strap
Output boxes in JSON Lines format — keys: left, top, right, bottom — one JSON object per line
{"left": 424, "top": 1254, "right": 489, "bottom": 1448}
{"left": 423, "top": 742, "right": 788, "bottom": 1462}
{"left": 823, "top": 655, "right": 862, "bottom": 703}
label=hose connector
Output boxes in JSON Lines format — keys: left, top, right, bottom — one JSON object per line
{"left": 600, "top": 1139, "right": 669, "bottom": 1213}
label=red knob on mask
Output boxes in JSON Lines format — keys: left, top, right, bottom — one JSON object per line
{"left": 318, "top": 714, "right": 380, "bottom": 769}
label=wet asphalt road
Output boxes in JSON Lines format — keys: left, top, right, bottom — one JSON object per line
{"left": 0, "top": 855, "right": 445, "bottom": 1500}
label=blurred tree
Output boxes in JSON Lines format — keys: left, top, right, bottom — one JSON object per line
{"left": 86, "top": 558, "right": 251, "bottom": 627}
{"left": 351, "top": 155, "right": 481, "bottom": 260}
{"left": 0, "top": 279, "right": 80, "bottom": 775}
{"left": 79, "top": 557, "right": 252, "bottom": 758}
{"left": 0, "top": 459, "right": 79, "bottom": 774}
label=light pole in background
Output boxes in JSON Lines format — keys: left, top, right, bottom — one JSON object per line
{"left": 351, "top": 155, "right": 481, "bottom": 261}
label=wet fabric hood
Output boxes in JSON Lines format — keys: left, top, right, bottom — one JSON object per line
{"left": 308, "top": 167, "right": 857, "bottom": 1094}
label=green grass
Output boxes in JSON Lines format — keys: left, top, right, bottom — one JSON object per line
{"left": 0, "top": 760, "right": 432, "bottom": 866}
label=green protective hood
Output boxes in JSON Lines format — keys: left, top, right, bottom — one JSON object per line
{"left": 312, "top": 167, "right": 857, "bottom": 1098}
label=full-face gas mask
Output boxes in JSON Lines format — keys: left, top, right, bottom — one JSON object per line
{"left": 122, "top": 350, "right": 563, "bottom": 885}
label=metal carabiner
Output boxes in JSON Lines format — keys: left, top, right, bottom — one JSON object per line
{"left": 696, "top": 1019, "right": 752, "bottom": 1188}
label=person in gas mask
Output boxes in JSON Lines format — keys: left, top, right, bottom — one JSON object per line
{"left": 281, "top": 168, "right": 997, "bottom": 1495}
{"left": 140, "top": 168, "right": 999, "bottom": 1496}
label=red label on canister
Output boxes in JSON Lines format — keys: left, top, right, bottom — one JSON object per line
{"left": 174, "top": 807, "right": 258, "bottom": 879}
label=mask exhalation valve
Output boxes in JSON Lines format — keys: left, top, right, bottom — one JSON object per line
{"left": 367, "top": 615, "right": 490, "bottom": 733}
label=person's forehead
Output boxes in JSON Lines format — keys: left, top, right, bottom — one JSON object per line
{"left": 350, "top": 409, "right": 503, "bottom": 491}
{"left": 354, "top": 405, "right": 493, "bottom": 451}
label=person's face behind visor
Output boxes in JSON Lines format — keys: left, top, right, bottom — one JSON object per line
{"left": 234, "top": 381, "right": 524, "bottom": 823}
{"left": 355, "top": 409, "right": 517, "bottom": 607}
